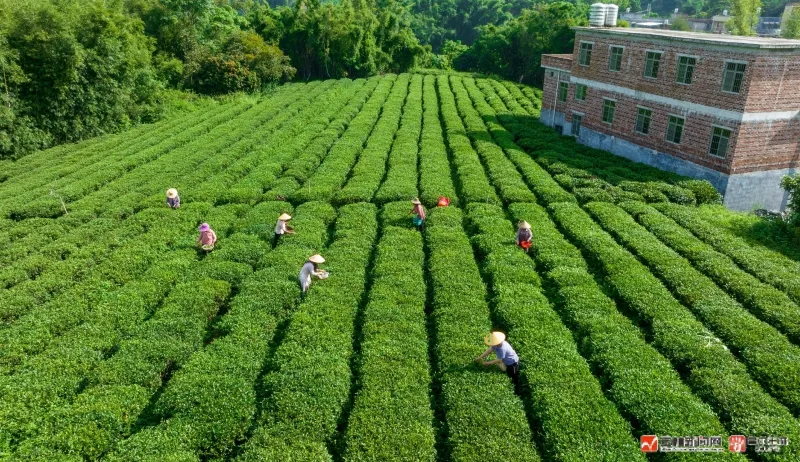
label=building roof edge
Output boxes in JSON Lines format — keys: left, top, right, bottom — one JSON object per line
{"left": 572, "top": 26, "right": 800, "bottom": 50}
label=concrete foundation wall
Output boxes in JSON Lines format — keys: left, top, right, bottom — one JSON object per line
{"left": 541, "top": 109, "right": 568, "bottom": 134}
{"left": 577, "top": 126, "right": 731, "bottom": 192}
{"left": 539, "top": 109, "right": 792, "bottom": 211}
{"left": 724, "top": 168, "right": 794, "bottom": 211}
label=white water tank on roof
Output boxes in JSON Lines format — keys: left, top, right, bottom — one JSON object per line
{"left": 605, "top": 4, "right": 619, "bottom": 26}
{"left": 590, "top": 3, "right": 608, "bottom": 27}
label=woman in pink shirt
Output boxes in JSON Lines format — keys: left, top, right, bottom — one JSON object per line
{"left": 409, "top": 198, "right": 426, "bottom": 231}
{"left": 196, "top": 223, "right": 217, "bottom": 251}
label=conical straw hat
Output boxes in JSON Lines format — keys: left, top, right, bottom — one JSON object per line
{"left": 484, "top": 331, "right": 506, "bottom": 346}
{"left": 278, "top": 213, "right": 292, "bottom": 221}
{"left": 519, "top": 221, "right": 531, "bottom": 229}
{"left": 411, "top": 198, "right": 421, "bottom": 205}
{"left": 309, "top": 254, "right": 325, "bottom": 264}
{"left": 166, "top": 188, "right": 178, "bottom": 198}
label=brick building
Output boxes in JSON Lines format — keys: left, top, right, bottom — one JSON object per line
{"left": 541, "top": 27, "right": 800, "bottom": 211}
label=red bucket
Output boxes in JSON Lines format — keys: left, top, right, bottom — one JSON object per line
{"left": 520, "top": 241, "right": 531, "bottom": 250}
{"left": 438, "top": 196, "right": 450, "bottom": 207}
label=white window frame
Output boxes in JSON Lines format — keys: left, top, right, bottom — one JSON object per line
{"left": 665, "top": 114, "right": 686, "bottom": 145}
{"left": 675, "top": 54, "right": 699, "bottom": 86}
{"left": 634, "top": 106, "right": 653, "bottom": 135}
{"left": 708, "top": 124, "right": 734, "bottom": 158}
{"left": 574, "top": 83, "right": 588, "bottom": 101}
{"left": 721, "top": 60, "right": 747, "bottom": 94}
{"left": 557, "top": 81, "right": 569, "bottom": 103}
{"left": 571, "top": 112, "right": 584, "bottom": 137}
{"left": 602, "top": 98, "right": 616, "bottom": 125}
{"left": 608, "top": 45, "right": 625, "bottom": 72}
{"left": 643, "top": 50, "right": 664, "bottom": 80}
{"left": 579, "top": 41, "right": 594, "bottom": 67}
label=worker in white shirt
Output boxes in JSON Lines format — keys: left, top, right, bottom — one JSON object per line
{"left": 273, "top": 213, "right": 295, "bottom": 247}
{"left": 299, "top": 254, "right": 327, "bottom": 298}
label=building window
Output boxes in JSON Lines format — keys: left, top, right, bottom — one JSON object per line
{"left": 608, "top": 46, "right": 624, "bottom": 72}
{"left": 722, "top": 62, "right": 746, "bottom": 93}
{"left": 579, "top": 42, "right": 593, "bottom": 66}
{"left": 635, "top": 107, "right": 652, "bottom": 134}
{"left": 644, "top": 51, "right": 662, "bottom": 79}
{"left": 558, "top": 82, "right": 568, "bottom": 102}
{"left": 709, "top": 127, "right": 732, "bottom": 158}
{"left": 666, "top": 115, "right": 685, "bottom": 144}
{"left": 575, "top": 84, "right": 587, "bottom": 101}
{"left": 571, "top": 113, "right": 582, "bottom": 136}
{"left": 602, "top": 99, "right": 616, "bottom": 124}
{"left": 676, "top": 56, "right": 696, "bottom": 84}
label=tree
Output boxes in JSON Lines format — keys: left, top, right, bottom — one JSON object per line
{"left": 781, "top": 174, "right": 800, "bottom": 228}
{"left": 681, "top": 0, "right": 706, "bottom": 15}
{"left": 0, "top": 31, "right": 52, "bottom": 159}
{"left": 671, "top": 17, "right": 692, "bottom": 31}
{"left": 267, "top": 0, "right": 421, "bottom": 79}
{"left": 191, "top": 30, "right": 294, "bottom": 94}
{"left": 2, "top": 0, "right": 163, "bottom": 159}
{"left": 783, "top": 7, "right": 800, "bottom": 39}
{"left": 730, "top": 0, "right": 761, "bottom": 36}
{"left": 457, "top": 2, "right": 586, "bottom": 86}
{"left": 438, "top": 39, "right": 468, "bottom": 68}
{"left": 404, "top": 0, "right": 518, "bottom": 50}
{"left": 702, "top": 0, "right": 733, "bottom": 17}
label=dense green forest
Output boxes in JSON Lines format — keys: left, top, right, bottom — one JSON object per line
{"left": 0, "top": 0, "right": 794, "bottom": 160}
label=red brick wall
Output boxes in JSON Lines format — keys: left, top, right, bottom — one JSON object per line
{"left": 732, "top": 119, "right": 800, "bottom": 173}
{"left": 566, "top": 88, "right": 741, "bottom": 173}
{"left": 542, "top": 68, "right": 571, "bottom": 115}
{"left": 541, "top": 31, "right": 800, "bottom": 175}
{"left": 571, "top": 31, "right": 756, "bottom": 112}
{"left": 571, "top": 31, "right": 800, "bottom": 114}
{"left": 745, "top": 57, "right": 800, "bottom": 112}
{"left": 541, "top": 54, "right": 573, "bottom": 71}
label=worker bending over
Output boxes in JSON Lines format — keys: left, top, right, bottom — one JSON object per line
{"left": 516, "top": 221, "right": 532, "bottom": 251}
{"left": 274, "top": 213, "right": 295, "bottom": 247}
{"left": 166, "top": 188, "right": 180, "bottom": 209}
{"left": 476, "top": 331, "right": 521, "bottom": 386}
{"left": 299, "top": 254, "right": 327, "bottom": 297}
{"left": 196, "top": 223, "right": 217, "bottom": 251}
{"left": 409, "top": 198, "right": 426, "bottom": 231}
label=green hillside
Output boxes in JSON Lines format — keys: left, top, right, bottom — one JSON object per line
{"left": 1, "top": 73, "right": 798, "bottom": 460}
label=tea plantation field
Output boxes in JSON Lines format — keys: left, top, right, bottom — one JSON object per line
{"left": 1, "top": 73, "right": 799, "bottom": 461}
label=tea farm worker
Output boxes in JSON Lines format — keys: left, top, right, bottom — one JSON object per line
{"left": 299, "top": 254, "right": 326, "bottom": 296}
{"left": 274, "top": 213, "right": 295, "bottom": 246}
{"left": 409, "top": 198, "right": 426, "bottom": 230}
{"left": 475, "top": 331, "right": 521, "bottom": 386}
{"left": 516, "top": 221, "right": 532, "bottom": 251}
{"left": 166, "top": 188, "right": 180, "bottom": 209}
{"left": 196, "top": 223, "right": 217, "bottom": 251}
